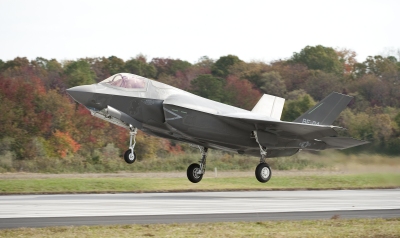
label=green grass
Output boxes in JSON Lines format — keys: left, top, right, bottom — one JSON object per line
{"left": 0, "top": 218, "right": 399, "bottom": 238}
{"left": 2, "top": 150, "right": 400, "bottom": 174}
{"left": 0, "top": 173, "right": 399, "bottom": 194}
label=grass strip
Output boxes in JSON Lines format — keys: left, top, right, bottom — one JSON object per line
{"left": 0, "top": 218, "right": 399, "bottom": 238}
{"left": 0, "top": 173, "right": 399, "bottom": 194}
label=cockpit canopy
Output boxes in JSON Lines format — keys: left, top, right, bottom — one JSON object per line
{"left": 100, "top": 73, "right": 148, "bottom": 89}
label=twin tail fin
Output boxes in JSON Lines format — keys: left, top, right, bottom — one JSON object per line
{"left": 293, "top": 92, "right": 353, "bottom": 126}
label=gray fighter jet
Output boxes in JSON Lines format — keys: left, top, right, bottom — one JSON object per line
{"left": 67, "top": 73, "right": 368, "bottom": 183}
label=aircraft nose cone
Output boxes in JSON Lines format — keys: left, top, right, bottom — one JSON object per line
{"left": 66, "top": 85, "right": 94, "bottom": 105}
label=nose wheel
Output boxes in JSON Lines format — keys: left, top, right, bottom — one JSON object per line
{"left": 124, "top": 126, "right": 138, "bottom": 164}
{"left": 124, "top": 149, "right": 137, "bottom": 164}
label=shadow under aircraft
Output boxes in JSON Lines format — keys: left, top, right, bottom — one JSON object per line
{"left": 67, "top": 73, "right": 368, "bottom": 183}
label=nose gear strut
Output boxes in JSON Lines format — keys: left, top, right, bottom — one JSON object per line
{"left": 253, "top": 130, "right": 272, "bottom": 183}
{"left": 124, "top": 125, "right": 138, "bottom": 164}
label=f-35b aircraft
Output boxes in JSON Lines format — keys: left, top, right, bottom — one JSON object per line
{"left": 67, "top": 73, "right": 368, "bottom": 183}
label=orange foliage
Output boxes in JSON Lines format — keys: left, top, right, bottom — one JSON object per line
{"left": 53, "top": 130, "right": 81, "bottom": 157}
{"left": 162, "top": 140, "right": 183, "bottom": 154}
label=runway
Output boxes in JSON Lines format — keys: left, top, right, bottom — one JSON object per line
{"left": 0, "top": 189, "right": 399, "bottom": 228}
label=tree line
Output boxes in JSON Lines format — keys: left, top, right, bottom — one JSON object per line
{"left": 1, "top": 45, "right": 400, "bottom": 167}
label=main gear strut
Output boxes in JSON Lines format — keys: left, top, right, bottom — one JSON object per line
{"left": 253, "top": 130, "right": 272, "bottom": 183}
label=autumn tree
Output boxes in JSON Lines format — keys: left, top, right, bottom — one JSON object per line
{"left": 228, "top": 61, "right": 270, "bottom": 87}
{"left": 269, "top": 61, "right": 310, "bottom": 92}
{"left": 71, "top": 106, "right": 108, "bottom": 157}
{"left": 32, "top": 57, "right": 65, "bottom": 90}
{"left": 224, "top": 76, "right": 262, "bottom": 110}
{"left": 336, "top": 48, "right": 357, "bottom": 76}
{"left": 0, "top": 73, "right": 52, "bottom": 159}
{"left": 150, "top": 58, "right": 191, "bottom": 78}
{"left": 304, "top": 71, "right": 343, "bottom": 101}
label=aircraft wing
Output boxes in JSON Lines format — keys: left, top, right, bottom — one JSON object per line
{"left": 219, "top": 113, "right": 342, "bottom": 140}
{"left": 219, "top": 115, "right": 369, "bottom": 149}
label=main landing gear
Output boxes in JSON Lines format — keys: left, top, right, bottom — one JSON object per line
{"left": 124, "top": 126, "right": 137, "bottom": 164}
{"left": 187, "top": 146, "right": 208, "bottom": 183}
{"left": 254, "top": 131, "right": 272, "bottom": 183}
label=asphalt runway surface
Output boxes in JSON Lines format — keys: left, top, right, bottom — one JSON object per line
{"left": 0, "top": 189, "right": 399, "bottom": 228}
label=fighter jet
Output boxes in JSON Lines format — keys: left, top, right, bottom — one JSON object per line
{"left": 66, "top": 73, "right": 368, "bottom": 183}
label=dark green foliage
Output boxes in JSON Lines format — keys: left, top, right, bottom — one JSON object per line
{"left": 105, "top": 56, "right": 125, "bottom": 75}
{"left": 196, "top": 56, "right": 214, "bottom": 68}
{"left": 281, "top": 94, "right": 315, "bottom": 121}
{"left": 0, "top": 59, "right": 4, "bottom": 72}
{"left": 150, "top": 58, "right": 191, "bottom": 78}
{"left": 1, "top": 57, "right": 30, "bottom": 75}
{"left": 64, "top": 60, "right": 96, "bottom": 87}
{"left": 211, "top": 55, "right": 242, "bottom": 77}
{"left": 169, "top": 59, "right": 191, "bottom": 74}
{"left": 395, "top": 112, "right": 400, "bottom": 128}
{"left": 291, "top": 45, "right": 344, "bottom": 74}
{"left": 125, "top": 56, "right": 157, "bottom": 79}
{"left": 190, "top": 74, "right": 226, "bottom": 102}
{"left": 259, "top": 71, "right": 286, "bottom": 97}
{"left": 354, "top": 55, "right": 399, "bottom": 82}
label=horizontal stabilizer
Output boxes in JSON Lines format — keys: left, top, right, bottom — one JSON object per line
{"left": 321, "top": 137, "right": 369, "bottom": 149}
{"left": 294, "top": 92, "right": 353, "bottom": 125}
{"left": 252, "top": 94, "right": 285, "bottom": 120}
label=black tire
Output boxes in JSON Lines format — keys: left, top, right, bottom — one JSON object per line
{"left": 124, "top": 149, "right": 137, "bottom": 164}
{"left": 187, "top": 163, "right": 203, "bottom": 183}
{"left": 255, "top": 163, "right": 272, "bottom": 183}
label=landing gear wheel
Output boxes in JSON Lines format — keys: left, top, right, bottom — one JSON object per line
{"left": 187, "top": 163, "right": 203, "bottom": 183}
{"left": 255, "top": 163, "right": 271, "bottom": 183}
{"left": 124, "top": 149, "right": 137, "bottom": 164}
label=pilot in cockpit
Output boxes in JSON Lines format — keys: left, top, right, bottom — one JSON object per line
{"left": 103, "top": 74, "right": 146, "bottom": 89}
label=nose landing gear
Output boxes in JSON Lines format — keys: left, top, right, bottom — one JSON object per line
{"left": 124, "top": 126, "right": 137, "bottom": 164}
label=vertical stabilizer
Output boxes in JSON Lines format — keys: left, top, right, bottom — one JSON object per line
{"left": 294, "top": 92, "right": 353, "bottom": 125}
{"left": 252, "top": 94, "right": 285, "bottom": 120}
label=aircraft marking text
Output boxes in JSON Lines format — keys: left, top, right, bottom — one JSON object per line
{"left": 302, "top": 119, "right": 320, "bottom": 125}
